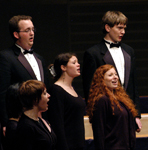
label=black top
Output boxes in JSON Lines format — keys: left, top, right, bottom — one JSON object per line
{"left": 5, "top": 120, "right": 18, "bottom": 150}
{"left": 82, "top": 40, "right": 140, "bottom": 117}
{"left": 16, "top": 114, "right": 57, "bottom": 150}
{"left": 92, "top": 95, "right": 136, "bottom": 150}
{"left": 48, "top": 84, "right": 86, "bottom": 150}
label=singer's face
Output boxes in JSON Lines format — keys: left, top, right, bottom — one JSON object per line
{"left": 106, "top": 23, "right": 126, "bottom": 43}
{"left": 16, "top": 20, "right": 35, "bottom": 50}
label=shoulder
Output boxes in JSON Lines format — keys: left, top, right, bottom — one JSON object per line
{"left": 121, "top": 42, "right": 133, "bottom": 49}
{"left": 0, "top": 48, "right": 14, "bottom": 56}
{"left": 121, "top": 43, "right": 134, "bottom": 54}
{"left": 0, "top": 48, "right": 16, "bottom": 64}
{"left": 49, "top": 84, "right": 65, "bottom": 98}
{"left": 86, "top": 42, "right": 103, "bottom": 54}
{"left": 49, "top": 84, "right": 62, "bottom": 92}
{"left": 6, "top": 120, "right": 18, "bottom": 131}
{"left": 84, "top": 41, "right": 105, "bottom": 59}
{"left": 94, "top": 95, "right": 111, "bottom": 107}
{"left": 17, "top": 118, "right": 37, "bottom": 135}
{"left": 33, "top": 52, "right": 45, "bottom": 61}
{"left": 18, "top": 114, "right": 34, "bottom": 126}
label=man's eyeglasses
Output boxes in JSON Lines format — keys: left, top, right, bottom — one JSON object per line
{"left": 18, "top": 28, "right": 36, "bottom": 33}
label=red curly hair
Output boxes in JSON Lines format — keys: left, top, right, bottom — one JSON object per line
{"left": 87, "top": 64, "right": 138, "bottom": 123}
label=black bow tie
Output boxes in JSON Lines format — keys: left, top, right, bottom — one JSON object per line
{"left": 23, "top": 49, "right": 33, "bottom": 54}
{"left": 110, "top": 43, "right": 120, "bottom": 48}
{"left": 104, "top": 39, "right": 120, "bottom": 48}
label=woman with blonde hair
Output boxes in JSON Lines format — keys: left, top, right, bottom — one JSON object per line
{"left": 87, "top": 64, "right": 138, "bottom": 150}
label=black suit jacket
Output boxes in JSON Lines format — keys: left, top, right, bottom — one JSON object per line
{"left": 82, "top": 40, "right": 140, "bottom": 116}
{"left": 0, "top": 45, "right": 50, "bottom": 126}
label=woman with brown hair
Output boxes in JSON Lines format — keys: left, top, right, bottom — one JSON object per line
{"left": 16, "top": 80, "right": 57, "bottom": 150}
{"left": 87, "top": 64, "right": 138, "bottom": 150}
{"left": 48, "top": 53, "right": 85, "bottom": 150}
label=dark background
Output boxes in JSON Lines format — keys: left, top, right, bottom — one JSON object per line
{"left": 0, "top": 0, "right": 148, "bottom": 97}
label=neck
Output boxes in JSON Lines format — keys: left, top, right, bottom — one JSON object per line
{"left": 56, "top": 74, "right": 73, "bottom": 88}
{"left": 15, "top": 42, "right": 32, "bottom": 51}
{"left": 24, "top": 108, "right": 39, "bottom": 121}
{"left": 104, "top": 36, "right": 118, "bottom": 44}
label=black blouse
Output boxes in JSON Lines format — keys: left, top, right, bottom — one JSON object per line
{"left": 92, "top": 95, "right": 136, "bottom": 150}
{"left": 16, "top": 114, "right": 57, "bottom": 150}
{"left": 48, "top": 84, "right": 86, "bottom": 150}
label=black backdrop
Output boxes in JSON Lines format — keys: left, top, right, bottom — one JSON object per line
{"left": 0, "top": 1, "right": 148, "bottom": 98}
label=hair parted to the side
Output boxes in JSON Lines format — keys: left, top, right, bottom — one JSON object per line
{"left": 87, "top": 64, "right": 138, "bottom": 123}
{"left": 102, "top": 11, "right": 128, "bottom": 34}
{"left": 19, "top": 80, "right": 46, "bottom": 111}
{"left": 9, "top": 15, "right": 32, "bottom": 42}
{"left": 48, "top": 52, "right": 76, "bottom": 81}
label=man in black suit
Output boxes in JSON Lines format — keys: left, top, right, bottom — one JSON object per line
{"left": 82, "top": 11, "right": 142, "bottom": 132}
{"left": 0, "top": 15, "right": 50, "bottom": 147}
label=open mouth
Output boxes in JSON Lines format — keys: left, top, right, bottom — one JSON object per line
{"left": 29, "top": 37, "right": 34, "bottom": 41}
{"left": 77, "top": 68, "right": 80, "bottom": 72}
{"left": 112, "top": 80, "right": 118, "bottom": 84}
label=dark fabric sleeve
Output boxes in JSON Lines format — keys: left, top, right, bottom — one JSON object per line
{"left": 125, "top": 47, "right": 141, "bottom": 117}
{"left": 0, "top": 53, "right": 10, "bottom": 126}
{"left": 47, "top": 86, "right": 69, "bottom": 150}
{"left": 17, "top": 125, "right": 34, "bottom": 150}
{"left": 131, "top": 52, "right": 141, "bottom": 117}
{"left": 91, "top": 96, "right": 110, "bottom": 150}
{"left": 82, "top": 50, "right": 97, "bottom": 103}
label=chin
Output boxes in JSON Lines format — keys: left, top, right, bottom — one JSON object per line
{"left": 29, "top": 43, "right": 33, "bottom": 46}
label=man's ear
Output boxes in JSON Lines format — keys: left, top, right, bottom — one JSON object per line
{"left": 13, "top": 31, "right": 19, "bottom": 39}
{"left": 61, "top": 65, "right": 66, "bottom": 72}
{"left": 105, "top": 24, "right": 111, "bottom": 33}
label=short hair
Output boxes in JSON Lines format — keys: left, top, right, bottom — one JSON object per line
{"left": 6, "top": 83, "right": 22, "bottom": 119}
{"left": 9, "top": 15, "right": 32, "bottom": 41}
{"left": 19, "top": 80, "right": 46, "bottom": 111}
{"left": 102, "top": 11, "right": 128, "bottom": 34}
{"left": 49, "top": 52, "right": 76, "bottom": 81}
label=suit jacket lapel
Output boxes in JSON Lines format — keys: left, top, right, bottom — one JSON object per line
{"left": 13, "top": 44, "right": 44, "bottom": 81}
{"left": 34, "top": 54, "right": 44, "bottom": 82}
{"left": 122, "top": 48, "right": 131, "bottom": 90}
{"left": 102, "top": 44, "right": 131, "bottom": 90}
{"left": 101, "top": 41, "right": 115, "bottom": 66}
{"left": 103, "top": 50, "right": 115, "bottom": 66}
{"left": 18, "top": 52, "right": 37, "bottom": 79}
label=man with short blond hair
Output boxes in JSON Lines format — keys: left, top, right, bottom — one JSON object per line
{"left": 82, "top": 10, "right": 141, "bottom": 132}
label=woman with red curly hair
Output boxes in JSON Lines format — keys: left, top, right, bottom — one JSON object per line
{"left": 87, "top": 64, "right": 138, "bottom": 150}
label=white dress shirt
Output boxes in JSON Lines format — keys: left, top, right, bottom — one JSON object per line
{"left": 16, "top": 44, "right": 41, "bottom": 81}
{"left": 104, "top": 40, "right": 125, "bottom": 86}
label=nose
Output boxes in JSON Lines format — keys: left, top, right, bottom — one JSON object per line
{"left": 47, "top": 93, "right": 50, "bottom": 98}
{"left": 114, "top": 74, "right": 118, "bottom": 79}
{"left": 121, "top": 28, "right": 125, "bottom": 34}
{"left": 30, "top": 29, "right": 34, "bottom": 35}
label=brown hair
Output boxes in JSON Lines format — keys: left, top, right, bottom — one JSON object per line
{"left": 48, "top": 52, "right": 76, "bottom": 81}
{"left": 102, "top": 11, "right": 128, "bottom": 34}
{"left": 9, "top": 15, "right": 32, "bottom": 41}
{"left": 87, "top": 64, "right": 138, "bottom": 122}
{"left": 19, "top": 80, "right": 46, "bottom": 111}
